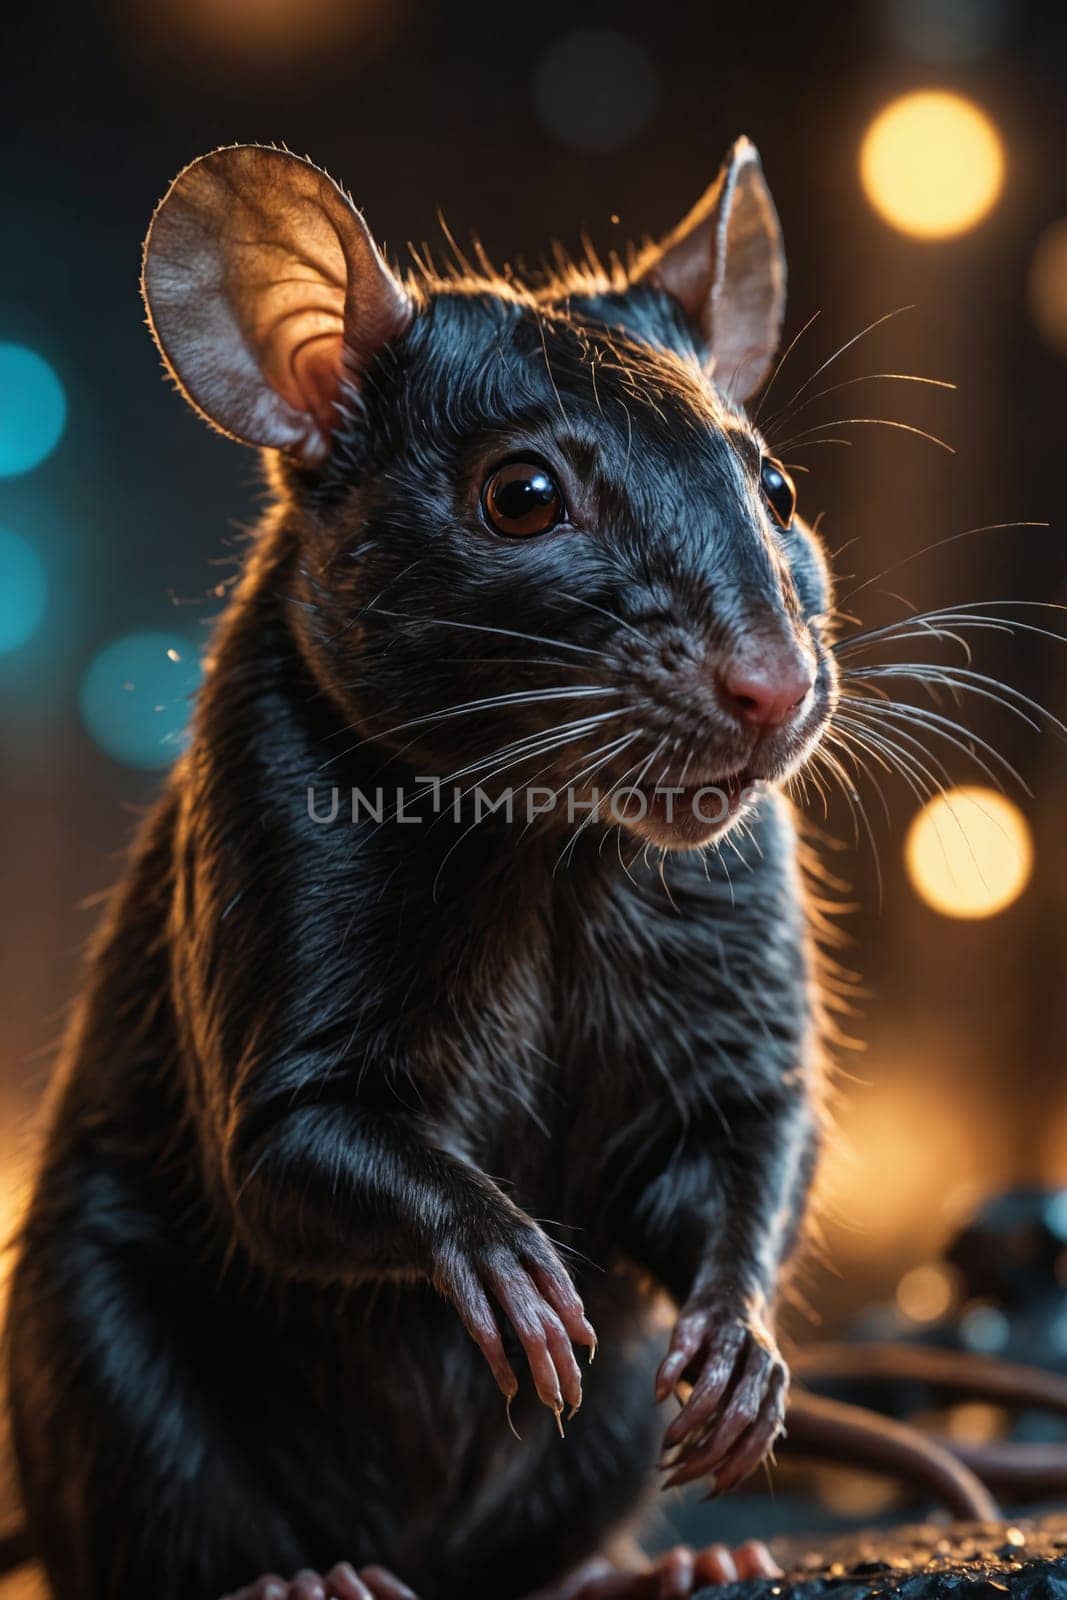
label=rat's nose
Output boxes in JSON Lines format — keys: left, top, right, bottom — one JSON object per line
{"left": 719, "top": 640, "right": 815, "bottom": 728}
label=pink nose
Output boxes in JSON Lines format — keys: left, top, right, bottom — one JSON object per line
{"left": 720, "top": 647, "right": 815, "bottom": 728}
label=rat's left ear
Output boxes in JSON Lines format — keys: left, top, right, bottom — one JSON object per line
{"left": 142, "top": 144, "right": 413, "bottom": 464}
{"left": 632, "top": 136, "right": 786, "bottom": 403}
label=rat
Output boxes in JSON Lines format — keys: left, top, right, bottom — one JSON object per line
{"left": 4, "top": 137, "right": 838, "bottom": 1600}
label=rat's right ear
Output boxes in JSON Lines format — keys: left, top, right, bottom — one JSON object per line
{"left": 631, "top": 137, "right": 786, "bottom": 404}
{"left": 141, "top": 145, "right": 412, "bottom": 464}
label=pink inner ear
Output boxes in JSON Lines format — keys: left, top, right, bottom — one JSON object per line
{"left": 288, "top": 331, "right": 347, "bottom": 438}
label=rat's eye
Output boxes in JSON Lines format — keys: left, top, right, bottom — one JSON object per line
{"left": 482, "top": 461, "right": 564, "bottom": 538}
{"left": 760, "top": 457, "right": 797, "bottom": 529}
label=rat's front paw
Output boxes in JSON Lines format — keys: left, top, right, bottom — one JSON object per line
{"left": 435, "top": 1222, "right": 597, "bottom": 1425}
{"left": 225, "top": 1563, "right": 417, "bottom": 1600}
{"left": 655, "top": 1296, "right": 788, "bottom": 1494}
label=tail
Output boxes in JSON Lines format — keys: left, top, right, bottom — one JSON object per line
{"left": 782, "top": 1340, "right": 1067, "bottom": 1515}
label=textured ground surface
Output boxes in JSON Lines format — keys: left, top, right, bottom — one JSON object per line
{"left": 2, "top": 1517, "right": 1067, "bottom": 1600}
{"left": 700, "top": 1517, "right": 1067, "bottom": 1600}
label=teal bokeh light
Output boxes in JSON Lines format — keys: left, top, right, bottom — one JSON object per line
{"left": 0, "top": 528, "right": 48, "bottom": 654}
{"left": 0, "top": 344, "right": 68, "bottom": 477}
{"left": 79, "top": 631, "right": 203, "bottom": 770}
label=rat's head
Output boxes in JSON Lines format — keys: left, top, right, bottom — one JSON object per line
{"left": 143, "top": 141, "right": 837, "bottom": 849}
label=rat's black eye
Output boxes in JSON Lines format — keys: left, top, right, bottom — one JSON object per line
{"left": 760, "top": 457, "right": 797, "bottom": 529}
{"left": 482, "top": 461, "right": 564, "bottom": 538}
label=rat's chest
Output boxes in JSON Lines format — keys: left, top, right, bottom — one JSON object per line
{"left": 437, "top": 857, "right": 797, "bottom": 1175}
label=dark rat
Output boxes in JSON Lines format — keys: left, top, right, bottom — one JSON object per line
{"left": 5, "top": 138, "right": 838, "bottom": 1600}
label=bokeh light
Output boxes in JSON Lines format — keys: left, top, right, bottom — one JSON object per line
{"left": 1028, "top": 218, "right": 1067, "bottom": 356}
{"left": 0, "top": 344, "right": 67, "bottom": 477}
{"left": 531, "top": 28, "right": 659, "bottom": 154}
{"left": 79, "top": 631, "right": 203, "bottom": 770}
{"left": 896, "top": 1261, "right": 958, "bottom": 1322}
{"left": 860, "top": 91, "right": 1004, "bottom": 238}
{"left": 905, "top": 786, "right": 1032, "bottom": 917}
{"left": 0, "top": 530, "right": 47, "bottom": 654}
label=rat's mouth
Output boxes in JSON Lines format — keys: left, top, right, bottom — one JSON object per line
{"left": 611, "top": 766, "right": 763, "bottom": 851}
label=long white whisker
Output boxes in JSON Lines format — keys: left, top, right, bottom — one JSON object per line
{"left": 821, "top": 723, "right": 895, "bottom": 829}
{"left": 372, "top": 608, "right": 612, "bottom": 659}
{"left": 774, "top": 416, "right": 955, "bottom": 455}
{"left": 317, "top": 684, "right": 624, "bottom": 772}
{"left": 836, "top": 525, "right": 1049, "bottom": 608}
{"left": 835, "top": 713, "right": 948, "bottom": 804}
{"left": 773, "top": 305, "right": 914, "bottom": 419}
{"left": 816, "top": 743, "right": 884, "bottom": 907}
{"left": 840, "top": 695, "right": 1032, "bottom": 795}
{"left": 765, "top": 370, "right": 955, "bottom": 441}
{"left": 831, "top": 718, "right": 930, "bottom": 807}
{"left": 555, "top": 591, "right": 652, "bottom": 647}
{"left": 751, "top": 309, "right": 823, "bottom": 423}
{"left": 845, "top": 663, "right": 1067, "bottom": 738}
{"left": 438, "top": 710, "right": 632, "bottom": 792}
{"left": 426, "top": 718, "right": 632, "bottom": 899}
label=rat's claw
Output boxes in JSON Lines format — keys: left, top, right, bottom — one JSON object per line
{"left": 444, "top": 1225, "right": 593, "bottom": 1422}
{"left": 663, "top": 1338, "right": 783, "bottom": 1488}
{"left": 660, "top": 1324, "right": 747, "bottom": 1448}
{"left": 657, "top": 1302, "right": 788, "bottom": 1494}
{"left": 527, "top": 1257, "right": 598, "bottom": 1356}
{"left": 713, "top": 1382, "right": 788, "bottom": 1496}
{"left": 485, "top": 1254, "right": 582, "bottom": 1416}
{"left": 654, "top": 1309, "right": 712, "bottom": 1403}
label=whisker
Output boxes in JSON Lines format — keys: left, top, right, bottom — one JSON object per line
{"left": 841, "top": 695, "right": 1032, "bottom": 796}
{"left": 841, "top": 717, "right": 1021, "bottom": 880}
{"left": 815, "top": 744, "right": 884, "bottom": 907}
{"left": 565, "top": 730, "right": 641, "bottom": 790}
{"left": 556, "top": 591, "right": 652, "bottom": 647}
{"left": 555, "top": 736, "right": 666, "bottom": 874}
{"left": 371, "top": 608, "right": 613, "bottom": 660}
{"left": 836, "top": 525, "right": 1050, "bottom": 608}
{"left": 438, "top": 656, "right": 605, "bottom": 671}
{"left": 764, "top": 370, "right": 955, "bottom": 442}
{"left": 772, "top": 305, "right": 914, "bottom": 420}
{"left": 751, "top": 309, "right": 823, "bottom": 423}
{"left": 317, "top": 684, "right": 624, "bottom": 771}
{"left": 844, "top": 662, "right": 1067, "bottom": 738}
{"left": 830, "top": 718, "right": 919, "bottom": 802}
{"left": 834, "top": 713, "right": 948, "bottom": 805}
{"left": 846, "top": 617, "right": 981, "bottom": 660}
{"left": 822, "top": 723, "right": 897, "bottom": 830}
{"left": 427, "top": 720, "right": 633, "bottom": 899}
{"left": 773, "top": 416, "right": 955, "bottom": 455}
{"left": 778, "top": 436, "right": 854, "bottom": 452}
{"left": 437, "top": 710, "right": 632, "bottom": 792}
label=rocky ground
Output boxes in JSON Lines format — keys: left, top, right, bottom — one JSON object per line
{"left": 712, "top": 1516, "right": 1067, "bottom": 1600}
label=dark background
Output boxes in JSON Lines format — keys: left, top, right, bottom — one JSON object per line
{"left": 1, "top": 0, "right": 1065, "bottom": 1543}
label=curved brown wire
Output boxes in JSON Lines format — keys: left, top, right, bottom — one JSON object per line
{"left": 780, "top": 1389, "right": 1000, "bottom": 1521}
{"left": 792, "top": 1341, "right": 1067, "bottom": 1414}
{"left": 780, "top": 1341, "right": 1067, "bottom": 1512}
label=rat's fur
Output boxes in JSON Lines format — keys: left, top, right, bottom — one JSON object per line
{"left": 6, "top": 208, "right": 836, "bottom": 1600}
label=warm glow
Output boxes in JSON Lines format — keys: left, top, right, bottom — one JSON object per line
{"left": 905, "top": 787, "right": 1032, "bottom": 918}
{"left": 123, "top": 0, "right": 397, "bottom": 68}
{"left": 860, "top": 91, "right": 1004, "bottom": 238}
{"left": 1029, "top": 219, "right": 1067, "bottom": 356}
